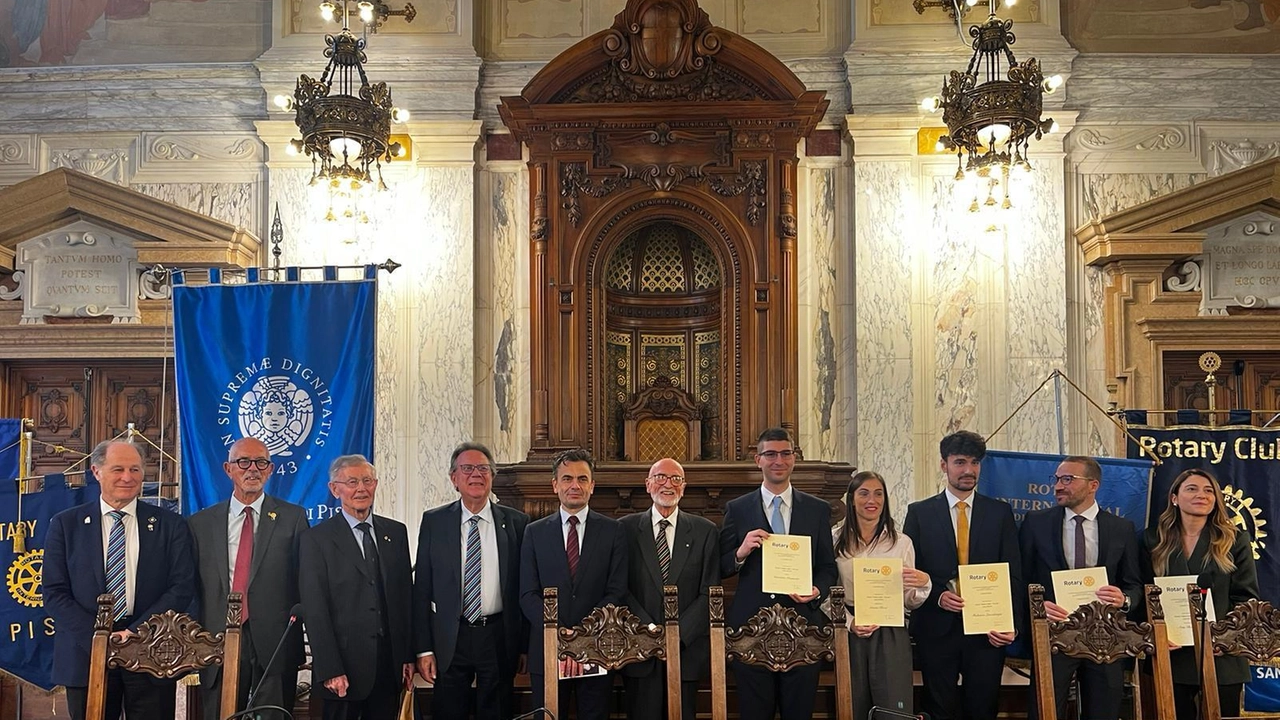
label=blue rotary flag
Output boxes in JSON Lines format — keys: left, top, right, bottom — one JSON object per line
{"left": 980, "top": 449, "right": 1154, "bottom": 530}
{"left": 173, "top": 268, "right": 376, "bottom": 521}
{"left": 1, "top": 417, "right": 100, "bottom": 689}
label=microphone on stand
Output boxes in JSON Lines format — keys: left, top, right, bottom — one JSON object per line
{"left": 224, "top": 603, "right": 305, "bottom": 720}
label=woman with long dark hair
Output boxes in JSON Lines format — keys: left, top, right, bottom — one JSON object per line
{"left": 1141, "top": 468, "right": 1259, "bottom": 720}
{"left": 833, "top": 471, "right": 931, "bottom": 720}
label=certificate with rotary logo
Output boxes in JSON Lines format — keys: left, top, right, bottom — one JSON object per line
{"left": 851, "top": 557, "right": 904, "bottom": 627}
{"left": 1051, "top": 567, "right": 1110, "bottom": 613}
{"left": 1155, "top": 574, "right": 1215, "bottom": 648}
{"left": 761, "top": 534, "right": 813, "bottom": 596}
{"left": 958, "top": 562, "right": 1015, "bottom": 634}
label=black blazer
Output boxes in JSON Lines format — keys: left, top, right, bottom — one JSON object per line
{"left": 188, "top": 495, "right": 310, "bottom": 685}
{"left": 1140, "top": 527, "right": 1259, "bottom": 685}
{"left": 518, "top": 509, "right": 629, "bottom": 675}
{"left": 902, "top": 491, "right": 1023, "bottom": 640}
{"left": 718, "top": 487, "right": 838, "bottom": 627}
{"left": 1020, "top": 506, "right": 1142, "bottom": 629}
{"left": 620, "top": 509, "right": 720, "bottom": 681}
{"left": 413, "top": 500, "right": 530, "bottom": 673}
{"left": 43, "top": 500, "right": 196, "bottom": 687}
{"left": 299, "top": 514, "right": 414, "bottom": 702}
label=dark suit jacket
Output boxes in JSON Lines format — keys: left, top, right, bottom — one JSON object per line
{"left": 299, "top": 514, "right": 414, "bottom": 702}
{"left": 413, "top": 500, "right": 530, "bottom": 674}
{"left": 43, "top": 499, "right": 196, "bottom": 687}
{"left": 620, "top": 509, "right": 720, "bottom": 681}
{"left": 188, "top": 495, "right": 310, "bottom": 686}
{"left": 902, "top": 491, "right": 1023, "bottom": 640}
{"left": 718, "top": 487, "right": 838, "bottom": 627}
{"left": 1140, "top": 527, "right": 1259, "bottom": 684}
{"left": 1019, "top": 505, "right": 1142, "bottom": 621}
{"left": 518, "top": 509, "right": 629, "bottom": 675}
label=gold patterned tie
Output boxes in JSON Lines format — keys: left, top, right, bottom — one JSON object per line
{"left": 956, "top": 501, "right": 970, "bottom": 566}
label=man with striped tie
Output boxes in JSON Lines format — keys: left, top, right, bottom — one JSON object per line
{"left": 413, "top": 442, "right": 530, "bottom": 720}
{"left": 519, "top": 448, "right": 628, "bottom": 720}
{"left": 44, "top": 440, "right": 196, "bottom": 720}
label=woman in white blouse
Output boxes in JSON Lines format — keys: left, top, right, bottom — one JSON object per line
{"left": 833, "top": 470, "right": 932, "bottom": 720}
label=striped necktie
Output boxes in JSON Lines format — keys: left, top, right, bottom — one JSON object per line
{"left": 106, "top": 510, "right": 128, "bottom": 621}
{"left": 656, "top": 519, "right": 672, "bottom": 584}
{"left": 463, "top": 516, "right": 482, "bottom": 623}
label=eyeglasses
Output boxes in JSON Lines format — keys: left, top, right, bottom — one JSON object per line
{"left": 758, "top": 450, "right": 796, "bottom": 461}
{"left": 334, "top": 476, "right": 377, "bottom": 489}
{"left": 648, "top": 473, "right": 685, "bottom": 486}
{"left": 1051, "top": 474, "right": 1094, "bottom": 486}
{"left": 232, "top": 458, "right": 271, "bottom": 470}
{"left": 454, "top": 464, "right": 494, "bottom": 476}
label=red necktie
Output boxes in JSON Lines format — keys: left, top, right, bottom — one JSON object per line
{"left": 566, "top": 515, "right": 580, "bottom": 580}
{"left": 232, "top": 507, "right": 254, "bottom": 620}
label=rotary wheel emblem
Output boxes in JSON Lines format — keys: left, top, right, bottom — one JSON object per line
{"left": 7, "top": 549, "right": 43, "bottom": 608}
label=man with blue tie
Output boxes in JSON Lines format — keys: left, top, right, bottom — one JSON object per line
{"left": 719, "top": 427, "right": 838, "bottom": 720}
{"left": 413, "top": 442, "right": 530, "bottom": 719}
{"left": 44, "top": 440, "right": 197, "bottom": 720}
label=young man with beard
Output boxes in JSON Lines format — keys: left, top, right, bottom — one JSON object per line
{"left": 1019, "top": 455, "right": 1141, "bottom": 720}
{"left": 903, "top": 430, "right": 1022, "bottom": 720}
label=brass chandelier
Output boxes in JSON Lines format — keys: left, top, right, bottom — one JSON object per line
{"left": 275, "top": 0, "right": 412, "bottom": 223}
{"left": 921, "top": 0, "right": 1062, "bottom": 213}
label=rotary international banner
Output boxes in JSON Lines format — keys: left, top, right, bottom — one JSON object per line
{"left": 174, "top": 268, "right": 376, "bottom": 519}
{"left": 0, "top": 419, "right": 99, "bottom": 689}
{"left": 979, "top": 449, "right": 1154, "bottom": 529}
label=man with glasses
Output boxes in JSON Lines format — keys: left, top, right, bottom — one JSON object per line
{"left": 301, "top": 455, "right": 414, "bottom": 720}
{"left": 719, "top": 427, "right": 837, "bottom": 720}
{"left": 1019, "top": 455, "right": 1141, "bottom": 720}
{"left": 413, "top": 442, "right": 530, "bottom": 719}
{"left": 188, "top": 437, "right": 310, "bottom": 719}
{"left": 620, "top": 457, "right": 719, "bottom": 720}
{"left": 519, "top": 448, "right": 628, "bottom": 720}
{"left": 903, "top": 430, "right": 1022, "bottom": 720}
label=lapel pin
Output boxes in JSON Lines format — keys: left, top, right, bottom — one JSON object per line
{"left": 269, "top": 511, "right": 277, "bottom": 521}
{"left": 384, "top": 535, "right": 391, "bottom": 542}
{"left": 84, "top": 516, "right": 91, "bottom": 524}
{"left": 146, "top": 518, "right": 156, "bottom": 532}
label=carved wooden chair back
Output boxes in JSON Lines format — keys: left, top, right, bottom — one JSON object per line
{"left": 85, "top": 592, "right": 242, "bottom": 720}
{"left": 623, "top": 376, "right": 702, "bottom": 462}
{"left": 1191, "top": 591, "right": 1280, "bottom": 720}
{"left": 708, "top": 585, "right": 852, "bottom": 720}
{"left": 541, "top": 586, "right": 681, "bottom": 720}
{"left": 1028, "top": 583, "right": 1173, "bottom": 720}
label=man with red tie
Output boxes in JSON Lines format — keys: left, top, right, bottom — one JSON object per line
{"left": 189, "top": 437, "right": 310, "bottom": 719}
{"left": 518, "top": 449, "right": 628, "bottom": 720}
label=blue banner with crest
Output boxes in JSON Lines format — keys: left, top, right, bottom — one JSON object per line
{"left": 173, "top": 268, "right": 376, "bottom": 520}
{"left": 1, "top": 418, "right": 100, "bottom": 689}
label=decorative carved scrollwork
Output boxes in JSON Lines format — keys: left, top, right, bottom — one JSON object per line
{"left": 1166, "top": 260, "right": 1202, "bottom": 293}
{"left": 559, "top": 63, "right": 764, "bottom": 104}
{"left": 95, "top": 594, "right": 237, "bottom": 678}
{"left": 662, "top": 585, "right": 679, "bottom": 622}
{"left": 0, "top": 270, "right": 25, "bottom": 301}
{"left": 624, "top": 376, "right": 701, "bottom": 420}
{"left": 602, "top": 0, "right": 722, "bottom": 80}
{"left": 560, "top": 163, "right": 628, "bottom": 227}
{"left": 724, "top": 590, "right": 840, "bottom": 673}
{"left": 1145, "top": 585, "right": 1166, "bottom": 622}
{"left": 1048, "top": 601, "right": 1154, "bottom": 664}
{"left": 708, "top": 160, "right": 767, "bottom": 227}
{"left": 543, "top": 587, "right": 559, "bottom": 624}
{"left": 1211, "top": 599, "right": 1280, "bottom": 662}
{"left": 557, "top": 603, "right": 666, "bottom": 670}
{"left": 709, "top": 586, "right": 724, "bottom": 624}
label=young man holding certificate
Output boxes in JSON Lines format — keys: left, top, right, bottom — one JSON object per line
{"left": 1019, "top": 455, "right": 1142, "bottom": 720}
{"left": 719, "top": 427, "right": 838, "bottom": 720}
{"left": 903, "top": 431, "right": 1022, "bottom": 720}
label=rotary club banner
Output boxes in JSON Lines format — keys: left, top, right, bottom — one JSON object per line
{"left": 173, "top": 267, "right": 377, "bottom": 519}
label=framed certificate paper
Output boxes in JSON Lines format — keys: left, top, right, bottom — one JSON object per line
{"left": 958, "top": 562, "right": 1015, "bottom": 634}
{"left": 761, "top": 534, "right": 813, "bottom": 595}
{"left": 851, "top": 557, "right": 904, "bottom": 627}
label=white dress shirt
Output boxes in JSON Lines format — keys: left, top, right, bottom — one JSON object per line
{"left": 944, "top": 487, "right": 972, "bottom": 538}
{"left": 651, "top": 506, "right": 679, "bottom": 550}
{"left": 227, "top": 494, "right": 265, "bottom": 587}
{"left": 100, "top": 497, "right": 139, "bottom": 617}
{"left": 1062, "top": 502, "right": 1101, "bottom": 569}
{"left": 560, "top": 507, "right": 589, "bottom": 549}
{"left": 760, "top": 484, "right": 794, "bottom": 533}
{"left": 461, "top": 501, "right": 503, "bottom": 616}
{"left": 342, "top": 509, "right": 377, "bottom": 556}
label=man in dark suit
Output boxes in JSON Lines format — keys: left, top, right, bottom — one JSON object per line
{"left": 620, "top": 457, "right": 719, "bottom": 720}
{"left": 1020, "top": 455, "right": 1142, "bottom": 720}
{"left": 414, "top": 441, "right": 530, "bottom": 720}
{"left": 300, "top": 454, "right": 414, "bottom": 720}
{"left": 189, "top": 437, "right": 310, "bottom": 720}
{"left": 719, "top": 427, "right": 838, "bottom": 720}
{"left": 519, "top": 448, "right": 628, "bottom": 720}
{"left": 903, "top": 430, "right": 1022, "bottom": 720}
{"left": 43, "top": 439, "right": 197, "bottom": 720}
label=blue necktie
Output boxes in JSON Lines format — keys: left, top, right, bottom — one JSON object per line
{"left": 105, "top": 510, "right": 128, "bottom": 621}
{"left": 462, "top": 516, "right": 482, "bottom": 623}
{"left": 770, "top": 496, "right": 785, "bottom": 534}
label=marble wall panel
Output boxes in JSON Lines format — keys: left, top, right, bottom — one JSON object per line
{"left": 927, "top": 174, "right": 983, "bottom": 440}
{"left": 801, "top": 165, "right": 841, "bottom": 461}
{"left": 132, "top": 182, "right": 258, "bottom": 233}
